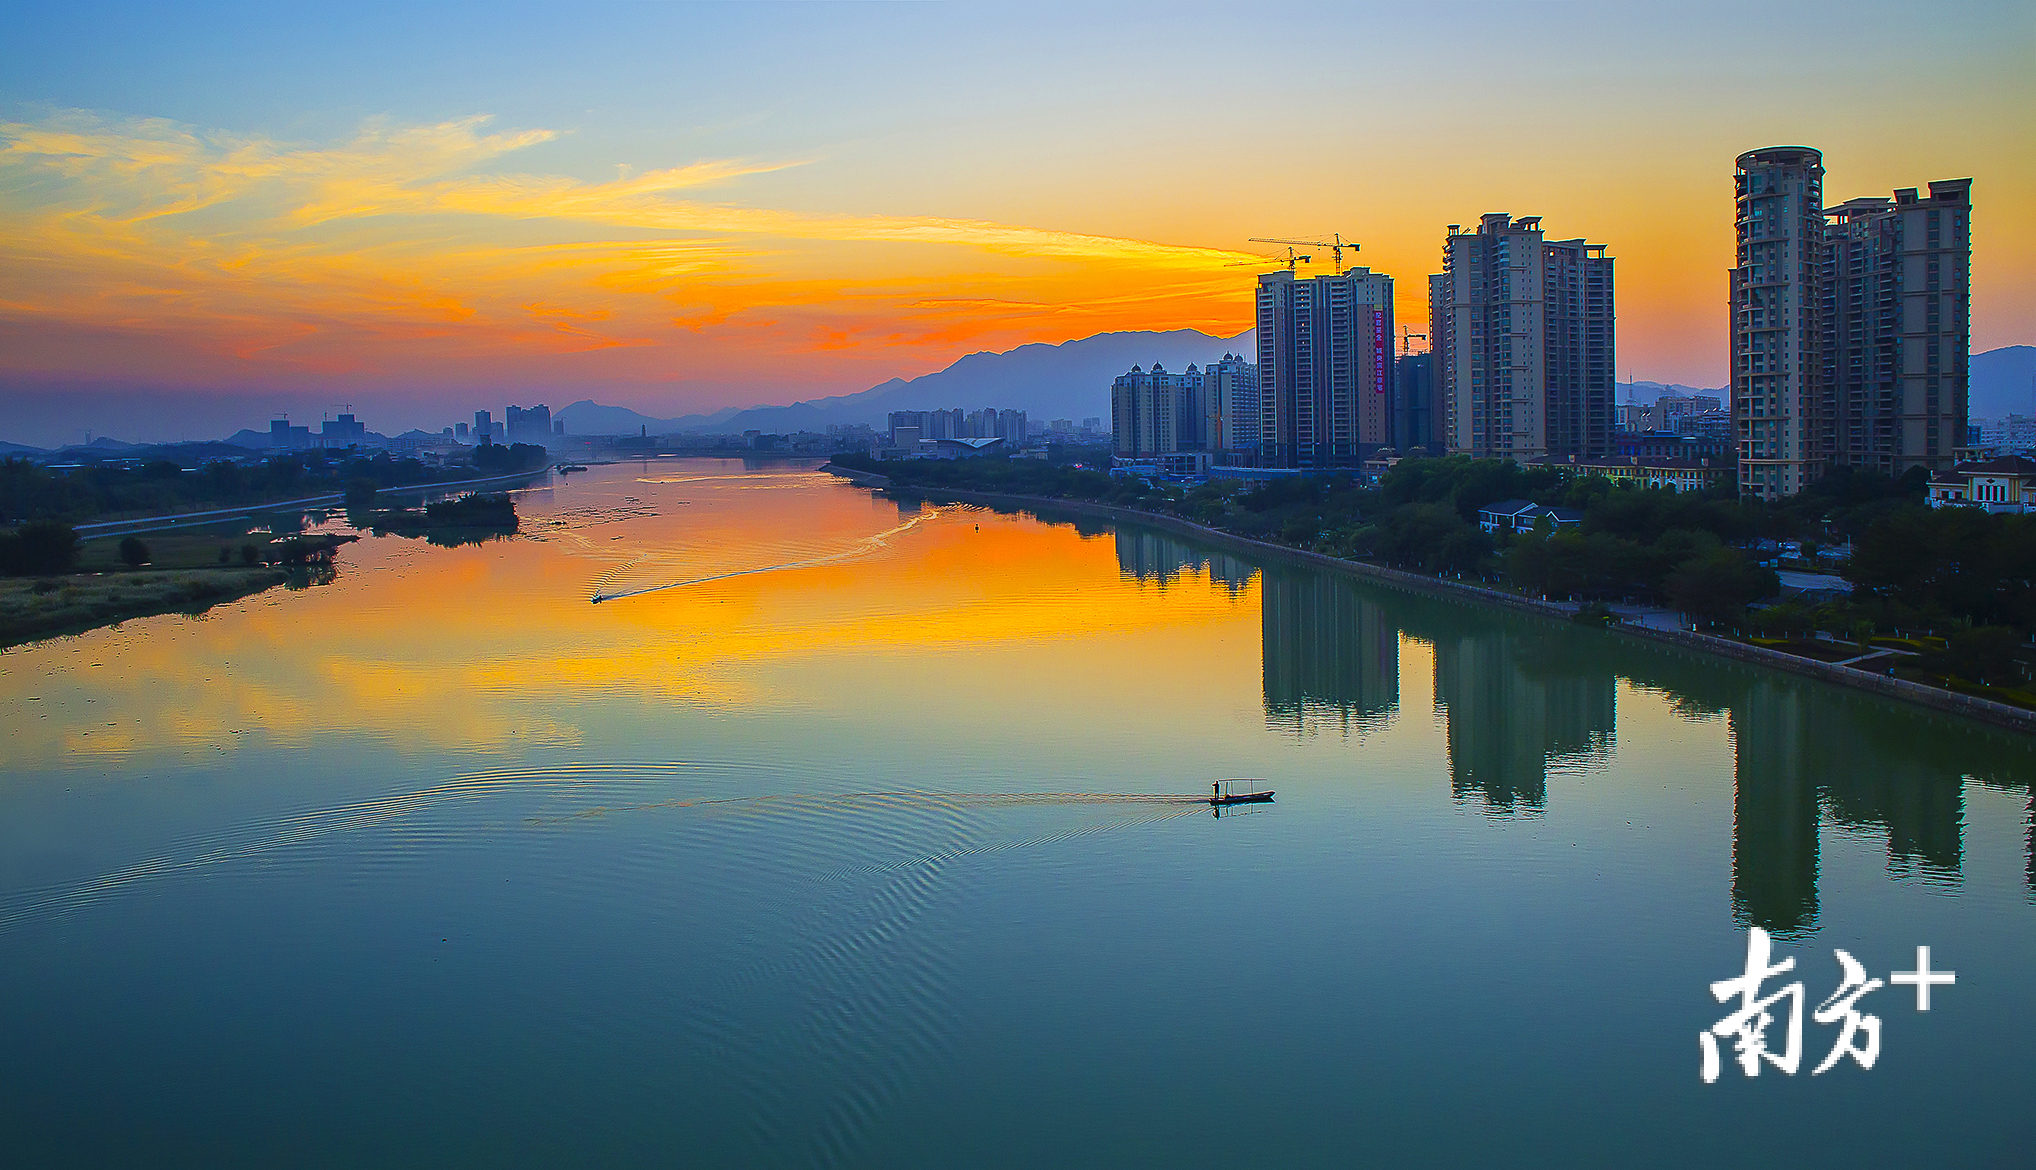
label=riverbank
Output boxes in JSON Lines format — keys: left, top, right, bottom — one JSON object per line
{"left": 0, "top": 566, "right": 300, "bottom": 649}
{"left": 66, "top": 467, "right": 549, "bottom": 541}
{"left": 830, "top": 467, "right": 2036, "bottom": 734}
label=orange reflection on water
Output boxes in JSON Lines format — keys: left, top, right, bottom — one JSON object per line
{"left": 0, "top": 464, "right": 1259, "bottom": 771}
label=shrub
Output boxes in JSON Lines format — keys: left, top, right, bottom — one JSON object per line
{"left": 118, "top": 535, "right": 150, "bottom": 568}
{"left": 0, "top": 521, "right": 81, "bottom": 576}
{"left": 343, "top": 478, "right": 380, "bottom": 509}
{"left": 1923, "top": 627, "right": 2026, "bottom": 687}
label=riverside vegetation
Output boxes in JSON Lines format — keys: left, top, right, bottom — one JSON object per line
{"left": 832, "top": 451, "right": 2036, "bottom": 707}
{"left": 0, "top": 442, "right": 548, "bottom": 526}
{"left": 0, "top": 441, "right": 544, "bottom": 647}
{"left": 0, "top": 488, "right": 521, "bottom": 648}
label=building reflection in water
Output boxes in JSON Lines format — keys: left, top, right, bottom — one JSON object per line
{"left": 1098, "top": 521, "right": 2034, "bottom": 928}
{"left": 1112, "top": 528, "right": 1255, "bottom": 596}
{"left": 1259, "top": 569, "right": 1399, "bottom": 737}
{"left": 1624, "top": 657, "right": 2019, "bottom": 938}
{"left": 1427, "top": 624, "right": 1616, "bottom": 815}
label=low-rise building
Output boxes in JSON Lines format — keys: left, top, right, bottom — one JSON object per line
{"left": 1926, "top": 454, "right": 2036, "bottom": 513}
{"left": 1613, "top": 430, "right": 1733, "bottom": 462}
{"left": 1478, "top": 500, "right": 1585, "bottom": 533}
{"left": 1531, "top": 454, "right": 1733, "bottom": 494}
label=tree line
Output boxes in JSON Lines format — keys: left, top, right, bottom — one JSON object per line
{"left": 834, "top": 451, "right": 2034, "bottom": 680}
{"left": 1, "top": 444, "right": 548, "bottom": 527}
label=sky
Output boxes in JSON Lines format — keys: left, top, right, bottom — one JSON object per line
{"left": 1, "top": 0, "right": 2031, "bottom": 445}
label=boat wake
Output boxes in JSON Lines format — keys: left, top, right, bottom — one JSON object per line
{"left": 587, "top": 506, "right": 952, "bottom": 603}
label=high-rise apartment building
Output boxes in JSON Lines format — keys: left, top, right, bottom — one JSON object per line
{"left": 1111, "top": 364, "right": 1187, "bottom": 458}
{"left": 1731, "top": 148, "right": 1828, "bottom": 499}
{"left": 318, "top": 412, "right": 366, "bottom": 448}
{"left": 1256, "top": 268, "right": 1394, "bottom": 468}
{"left": 505, "top": 404, "right": 552, "bottom": 445}
{"left": 473, "top": 410, "right": 493, "bottom": 445}
{"left": 1732, "top": 147, "right": 1972, "bottom": 499}
{"left": 892, "top": 406, "right": 1028, "bottom": 445}
{"left": 1202, "top": 353, "right": 1260, "bottom": 456}
{"left": 1822, "top": 182, "right": 1973, "bottom": 480}
{"left": 1431, "top": 215, "right": 1615, "bottom": 462}
{"left": 995, "top": 408, "right": 1029, "bottom": 444}
{"left": 1394, "top": 352, "right": 1437, "bottom": 453}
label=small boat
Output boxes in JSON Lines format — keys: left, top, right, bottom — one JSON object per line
{"left": 1209, "top": 779, "right": 1274, "bottom": 806}
{"left": 556, "top": 463, "right": 588, "bottom": 473}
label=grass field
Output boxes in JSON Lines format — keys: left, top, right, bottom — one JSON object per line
{"left": 0, "top": 566, "right": 298, "bottom": 649}
{"left": 76, "top": 528, "right": 274, "bottom": 573}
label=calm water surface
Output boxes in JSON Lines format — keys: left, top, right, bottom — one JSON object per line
{"left": 2, "top": 459, "right": 2032, "bottom": 1166}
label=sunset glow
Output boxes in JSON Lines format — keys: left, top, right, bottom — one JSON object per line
{"left": 2, "top": 2, "right": 2031, "bottom": 440}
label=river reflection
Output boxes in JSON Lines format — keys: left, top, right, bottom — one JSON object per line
{"left": 5, "top": 463, "right": 2034, "bottom": 1167}
{"left": 1103, "top": 519, "right": 2035, "bottom": 933}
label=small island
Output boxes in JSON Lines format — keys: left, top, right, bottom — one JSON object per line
{"left": 0, "top": 525, "right": 354, "bottom": 648}
{"left": 0, "top": 446, "right": 541, "bottom": 648}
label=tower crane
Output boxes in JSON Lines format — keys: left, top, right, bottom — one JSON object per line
{"left": 1248, "top": 234, "right": 1360, "bottom": 274}
{"left": 1227, "top": 246, "right": 1312, "bottom": 271}
{"left": 1399, "top": 327, "right": 1428, "bottom": 356}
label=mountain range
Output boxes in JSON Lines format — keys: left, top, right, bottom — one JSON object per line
{"left": 1617, "top": 381, "right": 1726, "bottom": 402}
{"left": 1972, "top": 345, "right": 2036, "bottom": 418}
{"left": 6, "top": 337, "right": 2031, "bottom": 452}
{"left": 557, "top": 328, "right": 1256, "bottom": 435}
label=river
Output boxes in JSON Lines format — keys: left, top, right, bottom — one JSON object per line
{"left": 1, "top": 458, "right": 2030, "bottom": 1166}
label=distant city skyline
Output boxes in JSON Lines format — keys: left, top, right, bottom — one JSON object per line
{"left": 2, "top": 2, "right": 2030, "bottom": 443}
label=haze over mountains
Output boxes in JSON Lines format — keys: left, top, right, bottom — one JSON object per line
{"left": 1972, "top": 345, "right": 2036, "bottom": 417}
{"left": 4, "top": 336, "right": 2033, "bottom": 452}
{"left": 556, "top": 328, "right": 1256, "bottom": 436}
{"left": 549, "top": 343, "right": 2032, "bottom": 438}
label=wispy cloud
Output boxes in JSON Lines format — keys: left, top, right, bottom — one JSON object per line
{"left": 0, "top": 109, "right": 1257, "bottom": 395}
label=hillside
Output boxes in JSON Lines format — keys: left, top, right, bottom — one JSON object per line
{"left": 558, "top": 328, "right": 1253, "bottom": 435}
{"left": 1973, "top": 345, "right": 2036, "bottom": 418}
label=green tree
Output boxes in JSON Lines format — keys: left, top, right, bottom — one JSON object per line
{"left": 1666, "top": 548, "right": 1777, "bottom": 627}
{"left": 343, "top": 477, "right": 380, "bottom": 509}
{"left": 0, "top": 521, "right": 81, "bottom": 576}
{"left": 118, "top": 535, "right": 150, "bottom": 568}
{"left": 1926, "top": 627, "right": 2025, "bottom": 687}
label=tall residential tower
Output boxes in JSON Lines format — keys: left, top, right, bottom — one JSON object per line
{"left": 1431, "top": 214, "right": 1615, "bottom": 461}
{"left": 1256, "top": 268, "right": 1394, "bottom": 469}
{"left": 1731, "top": 146, "right": 1972, "bottom": 499}
{"left": 1731, "top": 148, "right": 1829, "bottom": 499}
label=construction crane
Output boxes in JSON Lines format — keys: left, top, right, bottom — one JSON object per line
{"left": 1399, "top": 327, "right": 1428, "bottom": 356}
{"left": 1249, "top": 234, "right": 1359, "bottom": 274}
{"left": 1226, "top": 246, "right": 1312, "bottom": 271}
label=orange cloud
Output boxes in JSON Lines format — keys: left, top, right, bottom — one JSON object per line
{"left": 0, "top": 109, "right": 1262, "bottom": 408}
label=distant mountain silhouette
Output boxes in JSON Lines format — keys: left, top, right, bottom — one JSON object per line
{"left": 556, "top": 328, "right": 1253, "bottom": 435}
{"left": 555, "top": 401, "right": 746, "bottom": 435}
{"left": 1610, "top": 380, "right": 1727, "bottom": 404}
{"left": 1973, "top": 345, "right": 2036, "bottom": 418}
